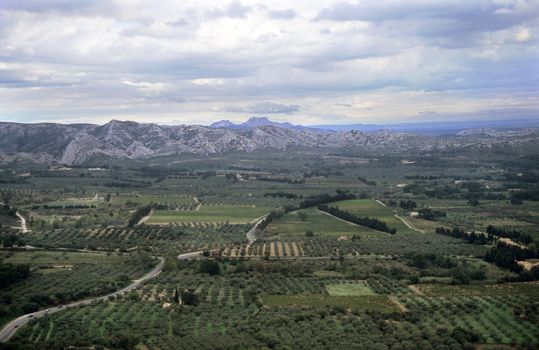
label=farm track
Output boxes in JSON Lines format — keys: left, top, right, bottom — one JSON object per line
{"left": 0, "top": 253, "right": 166, "bottom": 343}
{"left": 16, "top": 212, "right": 28, "bottom": 233}
{"left": 246, "top": 215, "right": 268, "bottom": 245}
{"left": 193, "top": 196, "right": 201, "bottom": 211}
{"left": 0, "top": 201, "right": 29, "bottom": 233}
{"left": 393, "top": 213, "right": 425, "bottom": 234}
{"left": 135, "top": 209, "right": 154, "bottom": 226}
{"left": 374, "top": 199, "right": 425, "bottom": 234}
{"left": 389, "top": 296, "right": 408, "bottom": 312}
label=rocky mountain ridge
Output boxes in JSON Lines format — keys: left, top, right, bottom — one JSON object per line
{"left": 0, "top": 120, "right": 536, "bottom": 165}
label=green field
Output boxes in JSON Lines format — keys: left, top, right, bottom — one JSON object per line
{"left": 266, "top": 207, "right": 380, "bottom": 237}
{"left": 26, "top": 198, "right": 103, "bottom": 208}
{"left": 146, "top": 205, "right": 270, "bottom": 224}
{"left": 262, "top": 294, "right": 398, "bottom": 312}
{"left": 111, "top": 195, "right": 196, "bottom": 205}
{"left": 331, "top": 199, "right": 415, "bottom": 234}
{"left": 325, "top": 282, "right": 376, "bottom": 296}
{"left": 416, "top": 281, "right": 539, "bottom": 297}
{"left": 0, "top": 250, "right": 128, "bottom": 266}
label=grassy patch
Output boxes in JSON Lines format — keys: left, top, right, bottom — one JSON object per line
{"left": 0, "top": 251, "right": 126, "bottom": 265}
{"left": 313, "top": 270, "right": 344, "bottom": 278}
{"left": 331, "top": 199, "right": 413, "bottom": 234}
{"left": 112, "top": 195, "right": 196, "bottom": 205}
{"left": 325, "top": 282, "right": 376, "bottom": 296}
{"left": 262, "top": 294, "right": 398, "bottom": 312}
{"left": 416, "top": 281, "right": 539, "bottom": 297}
{"left": 147, "top": 205, "right": 270, "bottom": 224}
{"left": 266, "top": 207, "right": 379, "bottom": 237}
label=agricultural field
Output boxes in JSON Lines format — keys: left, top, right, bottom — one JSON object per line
{"left": 0, "top": 146, "right": 538, "bottom": 349}
{"left": 146, "top": 205, "right": 270, "bottom": 225}
{"left": 325, "top": 281, "right": 376, "bottom": 296}
{"left": 330, "top": 199, "right": 415, "bottom": 234}
{"left": 265, "top": 207, "right": 380, "bottom": 237}
{"left": 0, "top": 250, "right": 154, "bottom": 328}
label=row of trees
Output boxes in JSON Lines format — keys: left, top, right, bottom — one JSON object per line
{"left": 486, "top": 225, "right": 533, "bottom": 244}
{"left": 435, "top": 227, "right": 493, "bottom": 245}
{"left": 263, "top": 192, "right": 298, "bottom": 199}
{"left": 417, "top": 208, "right": 446, "bottom": 221}
{"left": 318, "top": 205, "right": 396, "bottom": 234}
{"left": 357, "top": 176, "right": 376, "bottom": 186}
{"left": 399, "top": 200, "right": 417, "bottom": 210}
{"left": 297, "top": 191, "right": 355, "bottom": 209}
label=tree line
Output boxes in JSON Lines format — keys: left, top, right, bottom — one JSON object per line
{"left": 486, "top": 225, "right": 533, "bottom": 244}
{"left": 435, "top": 227, "right": 493, "bottom": 245}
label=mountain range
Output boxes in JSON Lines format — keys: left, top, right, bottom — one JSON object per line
{"left": 0, "top": 118, "right": 537, "bottom": 165}
{"left": 210, "top": 117, "right": 317, "bottom": 131}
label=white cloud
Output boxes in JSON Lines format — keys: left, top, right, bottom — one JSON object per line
{"left": 515, "top": 27, "right": 532, "bottom": 42}
{"left": 0, "top": 0, "right": 537, "bottom": 125}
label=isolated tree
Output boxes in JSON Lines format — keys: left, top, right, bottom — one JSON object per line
{"left": 0, "top": 192, "right": 11, "bottom": 205}
{"left": 199, "top": 260, "right": 220, "bottom": 275}
{"left": 173, "top": 287, "right": 180, "bottom": 304}
{"left": 298, "top": 211, "right": 308, "bottom": 222}
{"left": 180, "top": 289, "right": 199, "bottom": 306}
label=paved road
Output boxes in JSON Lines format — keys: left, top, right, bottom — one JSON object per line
{"left": 0, "top": 256, "right": 165, "bottom": 343}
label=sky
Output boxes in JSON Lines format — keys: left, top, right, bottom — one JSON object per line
{"left": 0, "top": 0, "right": 538, "bottom": 126}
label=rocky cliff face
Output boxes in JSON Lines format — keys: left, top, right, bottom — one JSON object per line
{"left": 0, "top": 120, "right": 536, "bottom": 165}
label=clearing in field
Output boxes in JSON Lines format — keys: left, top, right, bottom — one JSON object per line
{"left": 265, "top": 207, "right": 380, "bottom": 237}
{"left": 0, "top": 250, "right": 127, "bottom": 265}
{"left": 330, "top": 199, "right": 414, "bottom": 234}
{"left": 262, "top": 294, "right": 398, "bottom": 312}
{"left": 146, "top": 205, "right": 271, "bottom": 224}
{"left": 325, "top": 281, "right": 376, "bottom": 296}
{"left": 414, "top": 281, "right": 539, "bottom": 297}
{"left": 112, "top": 195, "right": 196, "bottom": 206}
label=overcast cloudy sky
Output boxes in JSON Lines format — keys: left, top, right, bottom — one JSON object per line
{"left": 0, "top": 0, "right": 538, "bottom": 125}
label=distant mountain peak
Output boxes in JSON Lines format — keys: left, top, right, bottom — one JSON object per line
{"left": 210, "top": 116, "right": 314, "bottom": 131}
{"left": 243, "top": 116, "right": 272, "bottom": 126}
{"left": 209, "top": 120, "right": 236, "bottom": 128}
